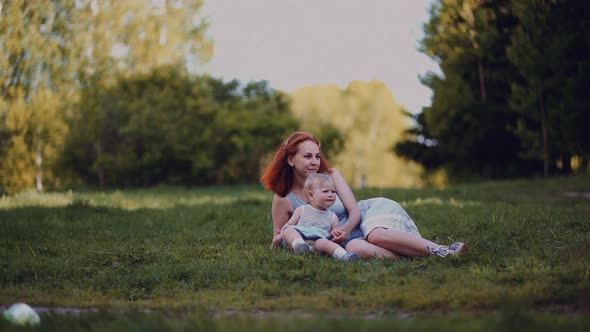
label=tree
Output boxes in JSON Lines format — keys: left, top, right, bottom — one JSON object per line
{"left": 210, "top": 81, "right": 298, "bottom": 183}
{"left": 507, "top": 0, "right": 590, "bottom": 175}
{"left": 63, "top": 67, "right": 298, "bottom": 187}
{"left": 0, "top": 0, "right": 213, "bottom": 193}
{"left": 0, "top": 0, "right": 77, "bottom": 193}
{"left": 398, "top": 0, "right": 589, "bottom": 180}
{"left": 287, "top": 84, "right": 347, "bottom": 161}
{"left": 291, "top": 81, "right": 423, "bottom": 188}
{"left": 397, "top": 0, "right": 537, "bottom": 182}
{"left": 72, "top": 0, "right": 212, "bottom": 82}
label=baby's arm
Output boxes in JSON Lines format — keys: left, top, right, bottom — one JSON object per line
{"left": 285, "top": 206, "right": 304, "bottom": 227}
{"left": 277, "top": 206, "right": 304, "bottom": 242}
{"left": 329, "top": 212, "right": 339, "bottom": 230}
{"left": 278, "top": 206, "right": 304, "bottom": 243}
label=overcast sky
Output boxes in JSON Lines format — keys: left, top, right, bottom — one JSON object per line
{"left": 199, "top": 0, "right": 440, "bottom": 114}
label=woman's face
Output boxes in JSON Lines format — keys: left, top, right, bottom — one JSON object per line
{"left": 288, "top": 140, "right": 320, "bottom": 179}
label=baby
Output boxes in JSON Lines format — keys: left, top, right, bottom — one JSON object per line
{"left": 280, "top": 173, "right": 358, "bottom": 261}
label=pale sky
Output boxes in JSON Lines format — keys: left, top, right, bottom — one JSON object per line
{"left": 199, "top": 0, "right": 440, "bottom": 114}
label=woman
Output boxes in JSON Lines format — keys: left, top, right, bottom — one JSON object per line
{"left": 260, "top": 131, "right": 466, "bottom": 259}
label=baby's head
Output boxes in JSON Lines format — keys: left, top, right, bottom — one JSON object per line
{"left": 303, "top": 173, "right": 336, "bottom": 206}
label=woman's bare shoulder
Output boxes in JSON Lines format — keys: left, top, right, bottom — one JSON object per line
{"left": 328, "top": 168, "right": 343, "bottom": 177}
{"left": 272, "top": 193, "right": 292, "bottom": 210}
{"left": 328, "top": 168, "right": 357, "bottom": 204}
{"left": 328, "top": 168, "right": 346, "bottom": 182}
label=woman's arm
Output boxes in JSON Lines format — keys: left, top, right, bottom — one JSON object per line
{"left": 271, "top": 194, "right": 292, "bottom": 234}
{"left": 271, "top": 194, "right": 293, "bottom": 246}
{"left": 329, "top": 168, "right": 362, "bottom": 242}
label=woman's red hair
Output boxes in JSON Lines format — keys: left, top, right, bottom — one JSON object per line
{"left": 260, "top": 131, "right": 331, "bottom": 197}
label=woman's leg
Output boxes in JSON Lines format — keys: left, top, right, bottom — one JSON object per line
{"left": 366, "top": 228, "right": 439, "bottom": 258}
{"left": 345, "top": 238, "right": 402, "bottom": 260}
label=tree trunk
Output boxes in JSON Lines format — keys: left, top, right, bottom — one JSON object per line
{"left": 540, "top": 94, "right": 549, "bottom": 177}
{"left": 36, "top": 143, "right": 43, "bottom": 193}
{"left": 98, "top": 169, "right": 104, "bottom": 188}
{"left": 478, "top": 59, "right": 487, "bottom": 102}
{"left": 94, "top": 141, "right": 105, "bottom": 188}
{"left": 561, "top": 154, "right": 572, "bottom": 174}
{"left": 582, "top": 155, "right": 589, "bottom": 174}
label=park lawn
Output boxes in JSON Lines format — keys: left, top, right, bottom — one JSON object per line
{"left": 1, "top": 176, "right": 589, "bottom": 322}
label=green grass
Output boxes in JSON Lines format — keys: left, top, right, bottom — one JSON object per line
{"left": 1, "top": 308, "right": 589, "bottom": 332}
{"left": 1, "top": 176, "right": 589, "bottom": 330}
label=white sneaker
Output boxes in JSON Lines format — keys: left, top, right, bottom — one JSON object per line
{"left": 429, "top": 242, "right": 467, "bottom": 257}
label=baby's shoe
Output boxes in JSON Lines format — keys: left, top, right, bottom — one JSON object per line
{"left": 293, "top": 242, "right": 311, "bottom": 254}
{"left": 339, "top": 252, "right": 358, "bottom": 261}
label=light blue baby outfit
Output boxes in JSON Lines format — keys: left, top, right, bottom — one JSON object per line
{"left": 287, "top": 192, "right": 421, "bottom": 245}
{"left": 282, "top": 204, "right": 336, "bottom": 240}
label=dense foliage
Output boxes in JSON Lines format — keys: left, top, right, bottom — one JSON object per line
{"left": 395, "top": 0, "right": 590, "bottom": 181}
{"left": 61, "top": 67, "right": 297, "bottom": 187}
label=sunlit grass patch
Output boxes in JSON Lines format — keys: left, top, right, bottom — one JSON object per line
{"left": 0, "top": 186, "right": 271, "bottom": 210}
{"left": 400, "top": 197, "right": 481, "bottom": 208}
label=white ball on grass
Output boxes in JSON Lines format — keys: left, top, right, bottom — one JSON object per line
{"left": 3, "top": 303, "right": 41, "bottom": 326}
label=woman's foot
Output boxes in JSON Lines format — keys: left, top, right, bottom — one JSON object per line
{"left": 428, "top": 242, "right": 467, "bottom": 257}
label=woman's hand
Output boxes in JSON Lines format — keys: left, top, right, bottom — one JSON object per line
{"left": 330, "top": 226, "right": 350, "bottom": 243}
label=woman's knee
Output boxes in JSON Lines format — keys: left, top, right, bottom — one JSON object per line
{"left": 344, "top": 239, "right": 364, "bottom": 253}
{"left": 345, "top": 238, "right": 398, "bottom": 260}
{"left": 366, "top": 228, "right": 392, "bottom": 247}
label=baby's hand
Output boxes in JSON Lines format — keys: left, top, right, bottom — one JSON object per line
{"left": 330, "top": 227, "right": 349, "bottom": 243}
{"left": 270, "top": 233, "right": 283, "bottom": 249}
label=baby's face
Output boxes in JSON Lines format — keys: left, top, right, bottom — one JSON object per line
{"left": 309, "top": 184, "right": 336, "bottom": 210}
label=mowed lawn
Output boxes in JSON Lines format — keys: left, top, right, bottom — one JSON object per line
{"left": 1, "top": 175, "right": 589, "bottom": 328}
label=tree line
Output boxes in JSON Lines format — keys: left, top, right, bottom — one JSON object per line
{"left": 3, "top": 0, "right": 588, "bottom": 194}
{"left": 395, "top": 0, "right": 590, "bottom": 181}
{"left": 0, "top": 0, "right": 299, "bottom": 193}
{"left": 0, "top": 0, "right": 425, "bottom": 194}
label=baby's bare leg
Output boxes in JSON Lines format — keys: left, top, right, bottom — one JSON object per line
{"left": 314, "top": 238, "right": 342, "bottom": 257}
{"left": 282, "top": 227, "right": 304, "bottom": 248}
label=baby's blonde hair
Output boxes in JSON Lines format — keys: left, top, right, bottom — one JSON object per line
{"left": 303, "top": 173, "right": 335, "bottom": 203}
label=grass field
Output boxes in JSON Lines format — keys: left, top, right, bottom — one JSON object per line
{"left": 1, "top": 175, "right": 589, "bottom": 330}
